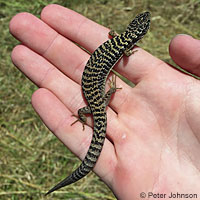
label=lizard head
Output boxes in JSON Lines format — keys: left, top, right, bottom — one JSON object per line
{"left": 126, "top": 11, "right": 151, "bottom": 42}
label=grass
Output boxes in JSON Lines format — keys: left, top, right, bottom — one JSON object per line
{"left": 0, "top": 0, "right": 200, "bottom": 199}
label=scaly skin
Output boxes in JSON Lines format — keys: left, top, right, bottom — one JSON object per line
{"left": 45, "top": 11, "right": 151, "bottom": 195}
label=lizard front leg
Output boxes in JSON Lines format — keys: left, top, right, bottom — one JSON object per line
{"left": 109, "top": 30, "right": 137, "bottom": 57}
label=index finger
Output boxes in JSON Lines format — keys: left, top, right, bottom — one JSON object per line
{"left": 41, "top": 4, "right": 161, "bottom": 84}
{"left": 41, "top": 4, "right": 109, "bottom": 53}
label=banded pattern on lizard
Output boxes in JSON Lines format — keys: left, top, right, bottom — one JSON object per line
{"left": 45, "top": 11, "right": 151, "bottom": 195}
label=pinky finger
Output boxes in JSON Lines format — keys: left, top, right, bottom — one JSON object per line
{"left": 32, "top": 88, "right": 117, "bottom": 185}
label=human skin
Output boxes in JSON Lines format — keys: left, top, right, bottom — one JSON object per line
{"left": 9, "top": 4, "right": 200, "bottom": 200}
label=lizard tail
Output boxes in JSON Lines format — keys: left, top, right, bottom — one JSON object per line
{"left": 45, "top": 113, "right": 107, "bottom": 195}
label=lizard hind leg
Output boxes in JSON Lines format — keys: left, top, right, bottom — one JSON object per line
{"left": 71, "top": 106, "right": 91, "bottom": 131}
{"left": 104, "top": 75, "right": 122, "bottom": 106}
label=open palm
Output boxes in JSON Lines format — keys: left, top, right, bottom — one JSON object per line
{"left": 10, "top": 4, "right": 200, "bottom": 200}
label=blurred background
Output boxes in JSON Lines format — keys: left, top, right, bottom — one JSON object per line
{"left": 0, "top": 0, "right": 200, "bottom": 199}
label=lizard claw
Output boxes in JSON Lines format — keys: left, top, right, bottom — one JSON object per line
{"left": 71, "top": 114, "right": 85, "bottom": 131}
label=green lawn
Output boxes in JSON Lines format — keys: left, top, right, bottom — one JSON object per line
{"left": 1, "top": 0, "right": 200, "bottom": 199}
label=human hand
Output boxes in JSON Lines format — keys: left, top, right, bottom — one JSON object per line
{"left": 10, "top": 4, "right": 200, "bottom": 200}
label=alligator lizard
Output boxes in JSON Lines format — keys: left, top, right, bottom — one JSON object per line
{"left": 45, "top": 11, "right": 151, "bottom": 195}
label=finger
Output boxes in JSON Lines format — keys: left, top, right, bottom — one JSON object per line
{"left": 169, "top": 34, "right": 200, "bottom": 77}
{"left": 12, "top": 45, "right": 119, "bottom": 179}
{"left": 9, "top": 7, "right": 162, "bottom": 137}
{"left": 9, "top": 12, "right": 88, "bottom": 85}
{"left": 10, "top": 10, "right": 134, "bottom": 90}
{"left": 10, "top": 12, "right": 135, "bottom": 114}
{"left": 41, "top": 4, "right": 109, "bottom": 54}
{"left": 11, "top": 45, "right": 83, "bottom": 113}
{"left": 32, "top": 88, "right": 117, "bottom": 182}
{"left": 11, "top": 45, "right": 120, "bottom": 142}
{"left": 10, "top": 5, "right": 161, "bottom": 86}
{"left": 41, "top": 4, "right": 160, "bottom": 84}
